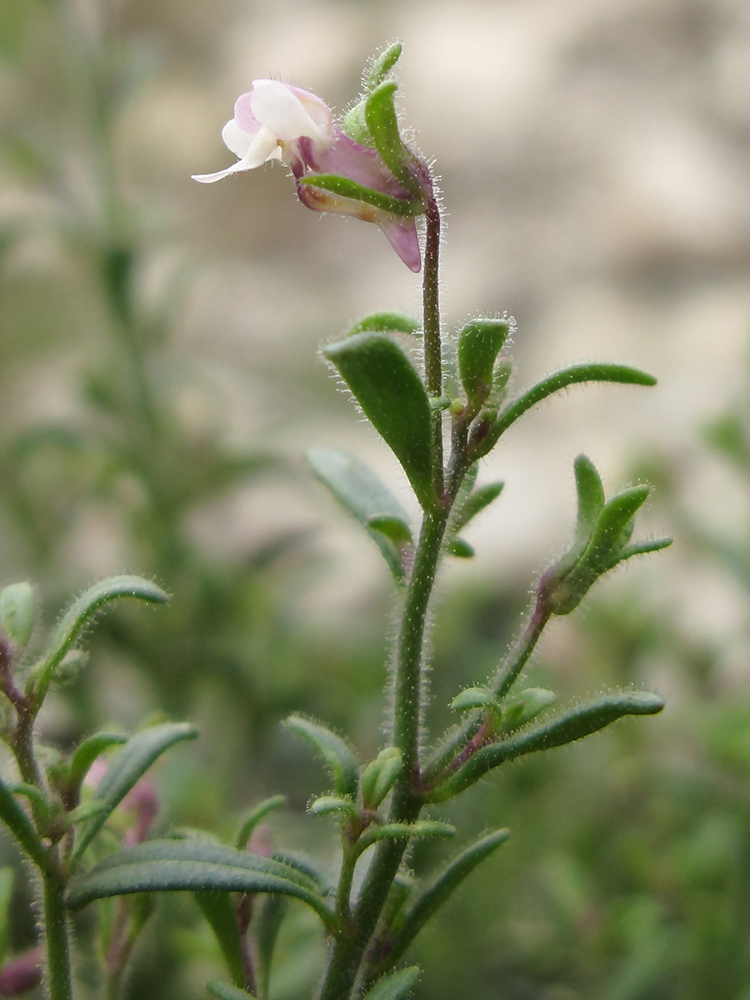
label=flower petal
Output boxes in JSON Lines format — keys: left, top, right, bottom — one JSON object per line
{"left": 250, "top": 79, "right": 333, "bottom": 146}
{"left": 191, "top": 125, "right": 281, "bottom": 183}
{"left": 378, "top": 216, "right": 422, "bottom": 272}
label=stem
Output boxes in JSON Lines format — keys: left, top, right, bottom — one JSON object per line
{"left": 42, "top": 856, "right": 73, "bottom": 1000}
{"left": 317, "top": 188, "right": 452, "bottom": 1000}
{"left": 422, "top": 195, "right": 443, "bottom": 497}
{"left": 422, "top": 594, "right": 551, "bottom": 785}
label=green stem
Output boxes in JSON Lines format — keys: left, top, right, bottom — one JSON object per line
{"left": 422, "top": 195, "right": 444, "bottom": 498}
{"left": 422, "top": 595, "right": 551, "bottom": 785}
{"left": 42, "top": 857, "right": 73, "bottom": 1000}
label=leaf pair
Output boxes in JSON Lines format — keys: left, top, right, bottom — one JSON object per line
{"left": 541, "top": 455, "right": 672, "bottom": 616}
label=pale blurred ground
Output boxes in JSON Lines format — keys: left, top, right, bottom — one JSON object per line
{"left": 3, "top": 0, "right": 750, "bottom": 664}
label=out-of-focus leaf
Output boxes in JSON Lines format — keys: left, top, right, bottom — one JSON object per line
{"left": 194, "top": 891, "right": 245, "bottom": 988}
{"left": 66, "top": 839, "right": 336, "bottom": 930}
{"left": 70, "top": 722, "right": 197, "bottom": 865}
{"left": 66, "top": 732, "right": 128, "bottom": 805}
{"left": 306, "top": 447, "right": 411, "bottom": 584}
{"left": 378, "top": 830, "right": 510, "bottom": 972}
{"left": 0, "top": 778, "right": 45, "bottom": 868}
{"left": 257, "top": 894, "right": 290, "bottom": 999}
{"left": 0, "top": 867, "right": 14, "bottom": 967}
{"left": 234, "top": 795, "right": 285, "bottom": 851}
{"left": 362, "top": 966, "right": 420, "bottom": 1000}
{"left": 284, "top": 715, "right": 359, "bottom": 799}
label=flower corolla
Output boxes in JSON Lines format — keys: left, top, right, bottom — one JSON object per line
{"left": 193, "top": 80, "right": 422, "bottom": 271}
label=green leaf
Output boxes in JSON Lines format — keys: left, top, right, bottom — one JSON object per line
{"left": 207, "top": 980, "right": 254, "bottom": 1000}
{"left": 361, "top": 748, "right": 403, "bottom": 809}
{"left": 298, "top": 174, "right": 421, "bottom": 216}
{"left": 572, "top": 456, "right": 605, "bottom": 551}
{"left": 66, "top": 839, "right": 336, "bottom": 931}
{"left": 368, "top": 516, "right": 413, "bottom": 548}
{"left": 35, "top": 576, "right": 168, "bottom": 701}
{"left": 428, "top": 692, "right": 665, "bottom": 801}
{"left": 257, "top": 894, "right": 290, "bottom": 999}
{"left": 501, "top": 688, "right": 557, "bottom": 732}
{"left": 446, "top": 538, "right": 474, "bottom": 558}
{"left": 322, "top": 334, "right": 437, "bottom": 511}
{"left": 0, "top": 867, "right": 14, "bottom": 967}
{"left": 284, "top": 715, "right": 359, "bottom": 800}
{"left": 450, "top": 687, "right": 501, "bottom": 715}
{"left": 70, "top": 722, "right": 197, "bottom": 865}
{"left": 378, "top": 831, "right": 509, "bottom": 972}
{"left": 349, "top": 313, "right": 420, "bottom": 337}
{"left": 453, "top": 482, "right": 504, "bottom": 533}
{"left": 362, "top": 966, "right": 420, "bottom": 1000}
{"left": 473, "top": 363, "right": 657, "bottom": 458}
{"left": 195, "top": 891, "right": 246, "bottom": 989}
{"left": 67, "top": 732, "right": 128, "bottom": 805}
{"left": 234, "top": 795, "right": 285, "bottom": 851}
{"left": 365, "top": 82, "right": 424, "bottom": 197}
{"left": 306, "top": 447, "right": 412, "bottom": 584}
{"left": 457, "top": 319, "right": 509, "bottom": 413}
{"left": 309, "top": 795, "right": 361, "bottom": 822}
{"left": 356, "top": 821, "right": 455, "bottom": 855}
{"left": 0, "top": 582, "right": 35, "bottom": 649}
{"left": 0, "top": 776, "right": 46, "bottom": 868}
{"left": 64, "top": 799, "right": 111, "bottom": 827}
{"left": 366, "top": 42, "right": 403, "bottom": 92}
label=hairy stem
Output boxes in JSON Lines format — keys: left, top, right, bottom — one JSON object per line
{"left": 42, "top": 857, "right": 73, "bottom": 1000}
{"left": 422, "top": 195, "right": 444, "bottom": 498}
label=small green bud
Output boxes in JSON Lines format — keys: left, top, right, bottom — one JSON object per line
{"left": 0, "top": 582, "right": 36, "bottom": 650}
{"left": 457, "top": 319, "right": 510, "bottom": 415}
{"left": 501, "top": 688, "right": 557, "bottom": 732}
{"left": 361, "top": 747, "right": 403, "bottom": 809}
{"left": 450, "top": 686, "right": 502, "bottom": 716}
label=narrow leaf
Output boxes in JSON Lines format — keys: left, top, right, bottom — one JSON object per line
{"left": 349, "top": 313, "right": 420, "bottom": 337}
{"left": 361, "top": 748, "right": 403, "bottom": 809}
{"left": 67, "top": 732, "right": 128, "bottom": 805}
{"left": 257, "top": 894, "right": 290, "bottom": 999}
{"left": 0, "top": 777, "right": 46, "bottom": 868}
{"left": 71, "top": 722, "right": 197, "bottom": 865}
{"left": 379, "top": 831, "right": 509, "bottom": 972}
{"left": 322, "top": 334, "right": 437, "bottom": 511}
{"left": 428, "top": 692, "right": 665, "bottom": 801}
{"left": 450, "top": 687, "right": 501, "bottom": 714}
{"left": 357, "top": 821, "right": 455, "bottom": 854}
{"left": 195, "top": 891, "right": 246, "bottom": 989}
{"left": 0, "top": 582, "right": 35, "bottom": 649}
{"left": 366, "top": 43, "right": 403, "bottom": 92}
{"left": 235, "top": 795, "right": 285, "bottom": 851}
{"left": 0, "top": 867, "right": 14, "bottom": 967}
{"left": 36, "top": 576, "right": 168, "bottom": 700}
{"left": 573, "top": 456, "right": 605, "bottom": 549}
{"left": 66, "top": 839, "right": 336, "bottom": 930}
{"left": 284, "top": 716, "right": 359, "bottom": 799}
{"left": 362, "top": 966, "right": 420, "bottom": 1000}
{"left": 446, "top": 538, "right": 474, "bottom": 559}
{"left": 453, "top": 482, "right": 504, "bottom": 532}
{"left": 619, "top": 537, "right": 673, "bottom": 560}
{"left": 476, "top": 363, "right": 656, "bottom": 457}
{"left": 207, "top": 980, "right": 253, "bottom": 1000}
{"left": 309, "top": 795, "right": 361, "bottom": 822}
{"left": 368, "top": 516, "right": 413, "bottom": 547}
{"left": 306, "top": 447, "right": 412, "bottom": 584}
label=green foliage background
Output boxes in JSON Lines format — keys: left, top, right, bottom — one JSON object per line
{"left": 1, "top": 1, "right": 750, "bottom": 998}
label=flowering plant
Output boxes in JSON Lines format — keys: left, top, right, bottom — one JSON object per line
{"left": 0, "top": 44, "right": 669, "bottom": 1000}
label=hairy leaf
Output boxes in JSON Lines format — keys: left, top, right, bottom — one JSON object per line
{"left": 66, "top": 839, "right": 336, "bottom": 930}
{"left": 284, "top": 716, "right": 359, "bottom": 800}
{"left": 322, "top": 334, "right": 437, "bottom": 512}
{"left": 71, "top": 722, "right": 197, "bottom": 865}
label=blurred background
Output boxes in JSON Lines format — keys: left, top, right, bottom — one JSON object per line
{"left": 1, "top": 0, "right": 750, "bottom": 997}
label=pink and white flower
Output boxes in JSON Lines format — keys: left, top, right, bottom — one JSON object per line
{"left": 193, "top": 80, "right": 423, "bottom": 271}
